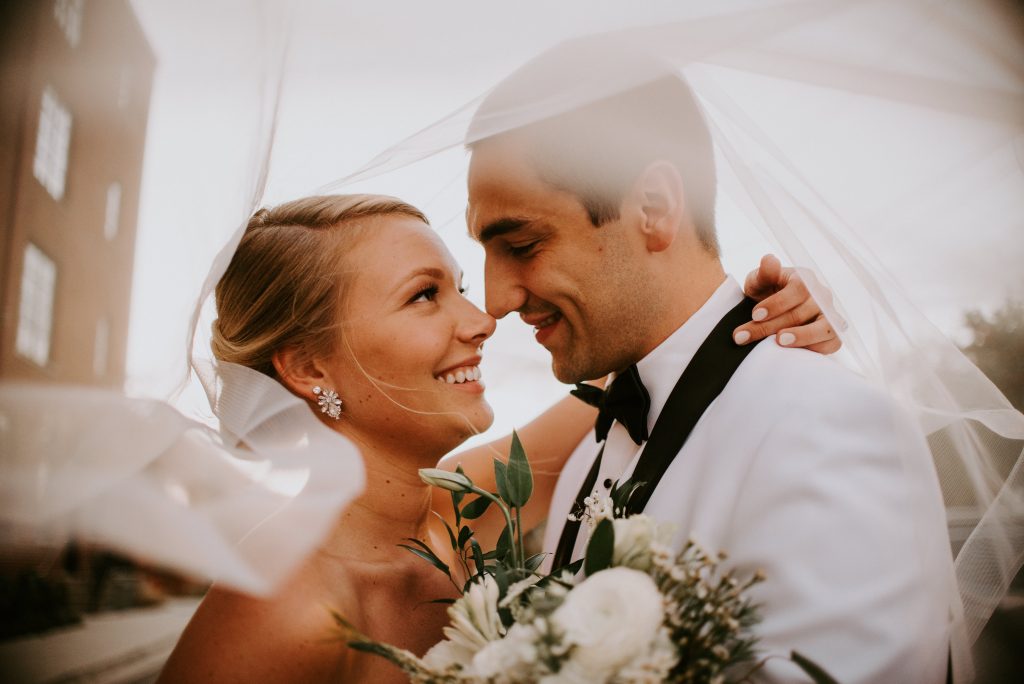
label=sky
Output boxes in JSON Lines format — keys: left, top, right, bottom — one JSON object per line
{"left": 122, "top": 1, "right": 1024, "bottom": 445}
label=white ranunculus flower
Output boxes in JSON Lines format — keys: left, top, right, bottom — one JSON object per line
{"left": 422, "top": 575, "right": 504, "bottom": 671}
{"left": 551, "top": 567, "right": 664, "bottom": 677}
{"left": 611, "top": 515, "right": 657, "bottom": 571}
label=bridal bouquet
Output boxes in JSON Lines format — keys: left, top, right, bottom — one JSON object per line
{"left": 334, "top": 433, "right": 835, "bottom": 684}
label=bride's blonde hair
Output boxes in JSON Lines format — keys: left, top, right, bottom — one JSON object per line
{"left": 211, "top": 194, "right": 427, "bottom": 377}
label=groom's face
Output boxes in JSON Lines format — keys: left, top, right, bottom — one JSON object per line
{"left": 467, "top": 134, "right": 652, "bottom": 383}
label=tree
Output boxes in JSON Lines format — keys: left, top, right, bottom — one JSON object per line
{"left": 961, "top": 298, "right": 1024, "bottom": 412}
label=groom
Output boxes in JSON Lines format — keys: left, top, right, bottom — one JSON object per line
{"left": 466, "top": 45, "right": 955, "bottom": 683}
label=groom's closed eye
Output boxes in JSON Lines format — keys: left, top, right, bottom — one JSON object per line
{"left": 507, "top": 240, "right": 540, "bottom": 258}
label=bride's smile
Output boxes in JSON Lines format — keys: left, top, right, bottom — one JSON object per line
{"left": 318, "top": 213, "right": 496, "bottom": 450}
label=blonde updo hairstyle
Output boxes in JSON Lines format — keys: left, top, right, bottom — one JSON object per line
{"left": 211, "top": 194, "right": 428, "bottom": 378}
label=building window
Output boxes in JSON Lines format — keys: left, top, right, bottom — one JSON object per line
{"left": 16, "top": 244, "right": 58, "bottom": 367}
{"left": 94, "top": 318, "right": 110, "bottom": 378}
{"left": 104, "top": 182, "right": 122, "bottom": 240}
{"left": 54, "top": 0, "right": 84, "bottom": 48}
{"left": 33, "top": 87, "right": 72, "bottom": 201}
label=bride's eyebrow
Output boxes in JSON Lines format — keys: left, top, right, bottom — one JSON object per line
{"left": 393, "top": 266, "right": 448, "bottom": 293}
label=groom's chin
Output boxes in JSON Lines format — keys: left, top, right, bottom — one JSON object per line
{"left": 550, "top": 356, "right": 595, "bottom": 386}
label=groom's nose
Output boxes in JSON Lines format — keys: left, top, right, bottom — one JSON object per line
{"left": 484, "top": 257, "right": 528, "bottom": 319}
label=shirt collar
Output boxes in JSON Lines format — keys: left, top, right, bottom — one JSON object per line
{"left": 634, "top": 276, "right": 744, "bottom": 435}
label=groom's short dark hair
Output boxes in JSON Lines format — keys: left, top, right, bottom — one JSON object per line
{"left": 470, "top": 44, "right": 719, "bottom": 255}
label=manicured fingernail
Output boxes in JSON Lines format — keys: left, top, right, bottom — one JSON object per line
{"left": 734, "top": 330, "right": 751, "bottom": 345}
{"left": 752, "top": 308, "right": 768, "bottom": 321}
{"left": 779, "top": 332, "right": 796, "bottom": 346}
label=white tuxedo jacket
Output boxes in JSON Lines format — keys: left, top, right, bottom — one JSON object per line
{"left": 542, "top": 278, "right": 957, "bottom": 683}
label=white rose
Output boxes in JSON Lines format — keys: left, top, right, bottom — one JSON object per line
{"left": 551, "top": 567, "right": 664, "bottom": 677}
{"left": 470, "top": 622, "right": 539, "bottom": 681}
{"left": 422, "top": 638, "right": 472, "bottom": 672}
{"left": 611, "top": 515, "right": 657, "bottom": 571}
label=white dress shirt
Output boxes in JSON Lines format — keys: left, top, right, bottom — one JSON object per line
{"left": 542, "top": 276, "right": 956, "bottom": 683}
{"left": 543, "top": 276, "right": 744, "bottom": 566}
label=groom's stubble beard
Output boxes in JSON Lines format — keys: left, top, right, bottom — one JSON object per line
{"left": 547, "top": 242, "right": 661, "bottom": 384}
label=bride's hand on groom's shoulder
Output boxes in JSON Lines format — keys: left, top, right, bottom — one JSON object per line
{"left": 734, "top": 254, "right": 844, "bottom": 355}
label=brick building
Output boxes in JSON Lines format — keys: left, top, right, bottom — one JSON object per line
{"left": 0, "top": 0, "right": 154, "bottom": 389}
{"left": 0, "top": 0, "right": 157, "bottom": 638}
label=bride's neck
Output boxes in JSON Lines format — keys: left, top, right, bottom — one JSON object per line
{"left": 321, "top": 440, "right": 440, "bottom": 558}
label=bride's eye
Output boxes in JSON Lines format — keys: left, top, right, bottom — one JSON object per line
{"left": 409, "top": 285, "right": 440, "bottom": 304}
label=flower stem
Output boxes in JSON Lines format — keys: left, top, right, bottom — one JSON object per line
{"left": 515, "top": 506, "right": 525, "bottom": 568}
{"left": 468, "top": 485, "right": 519, "bottom": 568}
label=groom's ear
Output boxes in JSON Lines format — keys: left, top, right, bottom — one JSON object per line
{"left": 634, "top": 161, "right": 686, "bottom": 253}
{"left": 272, "top": 346, "right": 328, "bottom": 402}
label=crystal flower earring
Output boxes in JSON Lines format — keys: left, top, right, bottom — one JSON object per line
{"left": 312, "top": 386, "right": 343, "bottom": 420}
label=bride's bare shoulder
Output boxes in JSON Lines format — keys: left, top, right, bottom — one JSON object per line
{"left": 157, "top": 567, "right": 361, "bottom": 683}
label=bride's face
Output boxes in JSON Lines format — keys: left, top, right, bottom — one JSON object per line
{"left": 324, "top": 215, "right": 496, "bottom": 453}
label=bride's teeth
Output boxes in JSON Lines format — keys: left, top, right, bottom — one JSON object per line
{"left": 437, "top": 366, "right": 481, "bottom": 384}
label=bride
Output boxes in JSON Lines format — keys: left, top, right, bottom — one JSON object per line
{"left": 156, "top": 193, "right": 835, "bottom": 683}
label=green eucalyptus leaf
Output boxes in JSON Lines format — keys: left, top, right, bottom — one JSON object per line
{"left": 398, "top": 543, "right": 450, "bottom": 578}
{"left": 452, "top": 466, "right": 468, "bottom": 508}
{"left": 451, "top": 490, "right": 463, "bottom": 524}
{"left": 402, "top": 537, "right": 439, "bottom": 556}
{"left": 460, "top": 494, "right": 494, "bottom": 520}
{"left": 470, "top": 539, "right": 485, "bottom": 576}
{"left": 348, "top": 641, "right": 400, "bottom": 659}
{"left": 494, "top": 459, "right": 511, "bottom": 505}
{"left": 492, "top": 564, "right": 514, "bottom": 628}
{"left": 495, "top": 526, "right": 512, "bottom": 561}
{"left": 505, "top": 430, "right": 534, "bottom": 508}
{"left": 791, "top": 652, "right": 841, "bottom": 684}
{"left": 457, "top": 526, "right": 473, "bottom": 550}
{"left": 583, "top": 518, "right": 615, "bottom": 576}
{"left": 524, "top": 552, "right": 546, "bottom": 572}
{"left": 431, "top": 511, "right": 458, "bottom": 552}
{"left": 560, "top": 558, "right": 584, "bottom": 578}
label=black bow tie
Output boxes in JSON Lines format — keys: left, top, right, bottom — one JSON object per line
{"left": 570, "top": 365, "right": 651, "bottom": 445}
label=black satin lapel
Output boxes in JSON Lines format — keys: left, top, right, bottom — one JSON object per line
{"left": 550, "top": 443, "right": 605, "bottom": 572}
{"left": 625, "top": 298, "right": 761, "bottom": 516}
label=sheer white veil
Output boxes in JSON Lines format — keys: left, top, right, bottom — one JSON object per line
{"left": 190, "top": 0, "right": 1023, "bottom": 665}
{"left": 294, "top": 0, "right": 1017, "bottom": 677}
{"left": 1, "top": 0, "right": 1020, "bottom": 676}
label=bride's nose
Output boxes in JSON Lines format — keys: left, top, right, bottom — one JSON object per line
{"left": 456, "top": 300, "right": 497, "bottom": 346}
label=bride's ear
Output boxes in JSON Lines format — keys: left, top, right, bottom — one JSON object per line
{"left": 272, "top": 346, "right": 327, "bottom": 401}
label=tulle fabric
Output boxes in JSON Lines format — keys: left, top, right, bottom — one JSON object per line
{"left": 0, "top": 367, "right": 364, "bottom": 596}
{"left": 1, "top": 2, "right": 1019, "bottom": 680}
{"left": 299, "top": 0, "right": 1020, "bottom": 679}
